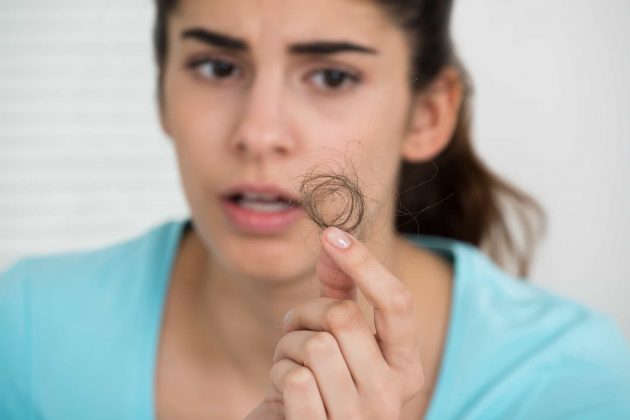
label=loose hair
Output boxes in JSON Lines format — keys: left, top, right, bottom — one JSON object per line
{"left": 152, "top": 0, "right": 546, "bottom": 278}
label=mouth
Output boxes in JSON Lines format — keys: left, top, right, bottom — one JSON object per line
{"left": 220, "top": 183, "right": 304, "bottom": 235}
{"left": 226, "top": 191, "right": 300, "bottom": 213}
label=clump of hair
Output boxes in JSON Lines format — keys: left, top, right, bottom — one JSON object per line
{"left": 298, "top": 164, "right": 367, "bottom": 239}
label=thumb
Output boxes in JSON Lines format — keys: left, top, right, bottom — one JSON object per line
{"left": 243, "top": 383, "right": 285, "bottom": 420}
{"left": 316, "top": 234, "right": 357, "bottom": 301}
{"left": 243, "top": 403, "right": 284, "bottom": 420}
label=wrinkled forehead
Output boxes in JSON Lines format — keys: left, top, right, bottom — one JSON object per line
{"left": 167, "top": 0, "right": 400, "bottom": 52}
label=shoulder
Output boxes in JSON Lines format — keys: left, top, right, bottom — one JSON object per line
{"left": 0, "top": 219, "right": 184, "bottom": 299}
{"left": 415, "top": 236, "right": 630, "bottom": 419}
{"left": 0, "top": 219, "right": 186, "bottom": 417}
{"left": 0, "top": 218, "right": 186, "bottom": 326}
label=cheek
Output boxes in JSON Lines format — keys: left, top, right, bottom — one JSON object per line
{"left": 163, "top": 64, "right": 239, "bottom": 149}
{"left": 365, "top": 87, "right": 410, "bottom": 167}
{"left": 165, "top": 93, "right": 223, "bottom": 150}
{"left": 295, "top": 101, "right": 407, "bottom": 234}
{"left": 344, "top": 89, "right": 410, "bottom": 217}
{"left": 161, "top": 87, "right": 226, "bottom": 212}
{"left": 163, "top": 85, "right": 239, "bottom": 190}
{"left": 339, "top": 89, "right": 409, "bottom": 181}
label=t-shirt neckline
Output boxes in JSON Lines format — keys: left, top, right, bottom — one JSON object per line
{"left": 148, "top": 218, "right": 465, "bottom": 420}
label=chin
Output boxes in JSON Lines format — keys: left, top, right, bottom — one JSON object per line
{"left": 215, "top": 229, "right": 321, "bottom": 285}
{"left": 233, "top": 260, "right": 315, "bottom": 286}
{"left": 191, "top": 200, "right": 323, "bottom": 284}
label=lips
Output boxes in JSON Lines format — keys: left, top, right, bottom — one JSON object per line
{"left": 227, "top": 191, "right": 296, "bottom": 212}
{"left": 222, "top": 183, "right": 301, "bottom": 203}
{"left": 220, "top": 183, "right": 304, "bottom": 235}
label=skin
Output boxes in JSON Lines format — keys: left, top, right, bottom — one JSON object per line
{"left": 156, "top": 0, "right": 463, "bottom": 418}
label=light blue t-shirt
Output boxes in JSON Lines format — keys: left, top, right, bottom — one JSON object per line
{"left": 1, "top": 218, "right": 629, "bottom": 419}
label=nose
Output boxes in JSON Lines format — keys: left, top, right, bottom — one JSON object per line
{"left": 229, "top": 73, "right": 295, "bottom": 160}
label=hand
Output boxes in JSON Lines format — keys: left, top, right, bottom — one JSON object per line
{"left": 245, "top": 227, "right": 424, "bottom": 419}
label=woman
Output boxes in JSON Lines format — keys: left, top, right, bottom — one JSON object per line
{"left": 1, "top": 0, "right": 629, "bottom": 419}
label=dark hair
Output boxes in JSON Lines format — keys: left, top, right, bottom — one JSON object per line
{"left": 152, "top": 0, "right": 546, "bottom": 278}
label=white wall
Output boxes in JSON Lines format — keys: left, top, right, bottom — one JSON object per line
{"left": 0, "top": 1, "right": 189, "bottom": 263}
{"left": 1, "top": 0, "right": 628, "bottom": 337}
{"left": 452, "top": 0, "right": 630, "bottom": 337}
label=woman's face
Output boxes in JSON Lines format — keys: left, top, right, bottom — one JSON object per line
{"left": 160, "top": 0, "right": 416, "bottom": 283}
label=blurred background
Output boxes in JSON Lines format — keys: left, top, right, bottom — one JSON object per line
{"left": 0, "top": 0, "right": 628, "bottom": 338}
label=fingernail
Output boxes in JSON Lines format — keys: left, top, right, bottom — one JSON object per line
{"left": 283, "top": 310, "right": 293, "bottom": 325}
{"left": 325, "top": 227, "right": 352, "bottom": 249}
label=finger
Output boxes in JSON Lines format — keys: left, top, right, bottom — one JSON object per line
{"left": 243, "top": 399, "right": 285, "bottom": 420}
{"left": 320, "top": 227, "right": 419, "bottom": 369}
{"left": 270, "top": 358, "right": 327, "bottom": 420}
{"left": 273, "top": 330, "right": 361, "bottom": 418}
{"left": 283, "top": 297, "right": 388, "bottom": 390}
{"left": 317, "top": 247, "right": 356, "bottom": 300}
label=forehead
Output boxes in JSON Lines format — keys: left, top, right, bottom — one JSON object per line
{"left": 169, "top": 0, "right": 401, "bottom": 50}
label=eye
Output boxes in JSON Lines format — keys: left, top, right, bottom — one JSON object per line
{"left": 310, "top": 68, "right": 360, "bottom": 91}
{"left": 187, "top": 57, "right": 241, "bottom": 80}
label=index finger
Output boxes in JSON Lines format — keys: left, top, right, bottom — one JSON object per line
{"left": 320, "top": 227, "right": 420, "bottom": 368}
{"left": 317, "top": 247, "right": 357, "bottom": 301}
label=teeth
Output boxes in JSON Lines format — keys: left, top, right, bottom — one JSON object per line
{"left": 238, "top": 201, "right": 291, "bottom": 213}
{"left": 241, "top": 192, "right": 283, "bottom": 202}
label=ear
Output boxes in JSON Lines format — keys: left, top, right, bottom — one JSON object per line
{"left": 401, "top": 67, "right": 463, "bottom": 162}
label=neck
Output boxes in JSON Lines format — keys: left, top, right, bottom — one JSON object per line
{"left": 201, "top": 259, "right": 317, "bottom": 383}
{"left": 180, "top": 223, "right": 404, "bottom": 386}
{"left": 165, "top": 218, "right": 453, "bottom": 420}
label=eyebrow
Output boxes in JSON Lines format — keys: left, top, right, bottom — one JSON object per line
{"left": 181, "top": 27, "right": 379, "bottom": 56}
